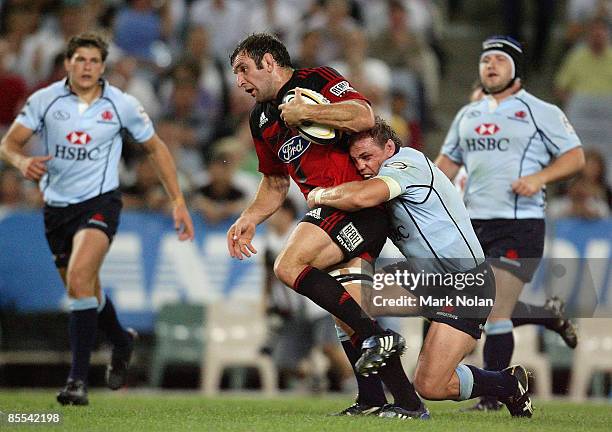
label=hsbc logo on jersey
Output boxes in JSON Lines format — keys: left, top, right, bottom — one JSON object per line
{"left": 66, "top": 131, "right": 91, "bottom": 145}
{"left": 474, "top": 123, "right": 500, "bottom": 135}
{"left": 57, "top": 131, "right": 99, "bottom": 160}
{"left": 278, "top": 136, "right": 311, "bottom": 163}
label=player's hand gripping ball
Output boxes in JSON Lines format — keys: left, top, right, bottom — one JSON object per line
{"left": 281, "top": 88, "right": 341, "bottom": 145}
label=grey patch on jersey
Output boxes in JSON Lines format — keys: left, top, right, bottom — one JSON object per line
{"left": 384, "top": 161, "right": 410, "bottom": 170}
{"left": 53, "top": 110, "right": 70, "bottom": 121}
{"left": 467, "top": 110, "right": 481, "bottom": 118}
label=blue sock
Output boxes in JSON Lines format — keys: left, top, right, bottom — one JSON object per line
{"left": 97, "top": 295, "right": 129, "bottom": 347}
{"left": 465, "top": 365, "right": 517, "bottom": 400}
{"left": 483, "top": 320, "right": 514, "bottom": 370}
{"left": 482, "top": 320, "right": 514, "bottom": 403}
{"left": 68, "top": 298, "right": 99, "bottom": 383}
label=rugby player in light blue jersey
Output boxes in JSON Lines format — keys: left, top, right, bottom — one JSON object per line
{"left": 0, "top": 32, "right": 194, "bottom": 406}
{"left": 435, "top": 36, "right": 584, "bottom": 411}
{"left": 307, "top": 118, "right": 533, "bottom": 418}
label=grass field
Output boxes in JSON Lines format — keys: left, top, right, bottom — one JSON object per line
{"left": 1, "top": 391, "right": 611, "bottom": 431}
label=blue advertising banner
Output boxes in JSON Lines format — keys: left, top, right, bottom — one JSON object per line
{"left": 1, "top": 212, "right": 610, "bottom": 330}
{"left": 0, "top": 210, "right": 263, "bottom": 331}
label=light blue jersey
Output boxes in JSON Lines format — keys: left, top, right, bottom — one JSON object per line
{"left": 376, "top": 147, "right": 485, "bottom": 273}
{"left": 441, "top": 89, "right": 581, "bottom": 219}
{"left": 17, "top": 79, "right": 154, "bottom": 206}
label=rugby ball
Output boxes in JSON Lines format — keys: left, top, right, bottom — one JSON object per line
{"left": 282, "top": 88, "right": 341, "bottom": 145}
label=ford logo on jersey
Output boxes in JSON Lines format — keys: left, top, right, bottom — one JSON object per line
{"left": 278, "top": 136, "right": 310, "bottom": 163}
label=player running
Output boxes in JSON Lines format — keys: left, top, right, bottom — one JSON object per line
{"left": 435, "top": 36, "right": 583, "bottom": 411}
{"left": 0, "top": 32, "right": 194, "bottom": 405}
{"left": 308, "top": 117, "right": 533, "bottom": 417}
{"left": 227, "top": 33, "right": 427, "bottom": 419}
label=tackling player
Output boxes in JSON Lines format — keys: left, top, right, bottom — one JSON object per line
{"left": 228, "top": 33, "right": 427, "bottom": 419}
{"left": 0, "top": 32, "right": 194, "bottom": 405}
{"left": 435, "top": 35, "right": 584, "bottom": 411}
{"left": 308, "top": 117, "right": 534, "bottom": 417}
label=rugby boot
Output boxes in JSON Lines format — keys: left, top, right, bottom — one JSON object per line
{"left": 355, "top": 329, "right": 406, "bottom": 376}
{"left": 378, "top": 402, "right": 431, "bottom": 420}
{"left": 105, "top": 327, "right": 138, "bottom": 390}
{"left": 544, "top": 297, "right": 578, "bottom": 349}
{"left": 57, "top": 379, "right": 88, "bottom": 406}
{"left": 501, "top": 365, "right": 534, "bottom": 418}
{"left": 331, "top": 402, "right": 383, "bottom": 416}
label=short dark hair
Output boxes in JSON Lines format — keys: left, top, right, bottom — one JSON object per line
{"left": 65, "top": 32, "right": 109, "bottom": 61}
{"left": 230, "top": 32, "right": 292, "bottom": 69}
{"left": 348, "top": 117, "right": 403, "bottom": 154}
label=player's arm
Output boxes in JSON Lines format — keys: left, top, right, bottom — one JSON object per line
{"left": 227, "top": 174, "right": 290, "bottom": 260}
{"left": 142, "top": 133, "right": 194, "bottom": 240}
{"left": 434, "top": 154, "right": 462, "bottom": 181}
{"left": 0, "top": 122, "right": 52, "bottom": 181}
{"left": 512, "top": 147, "right": 585, "bottom": 196}
{"left": 279, "top": 88, "right": 374, "bottom": 133}
{"left": 307, "top": 178, "right": 391, "bottom": 211}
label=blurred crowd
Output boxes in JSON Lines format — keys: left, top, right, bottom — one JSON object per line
{"left": 0, "top": 0, "right": 611, "bottom": 223}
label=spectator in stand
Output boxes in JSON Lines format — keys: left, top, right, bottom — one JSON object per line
{"left": 106, "top": 55, "right": 161, "bottom": 120}
{"left": 17, "top": 2, "right": 93, "bottom": 87}
{"left": 189, "top": 0, "right": 247, "bottom": 62}
{"left": 0, "top": 38, "right": 27, "bottom": 130}
{"left": 121, "top": 157, "right": 170, "bottom": 211}
{"left": 368, "top": 0, "right": 439, "bottom": 126}
{"left": 555, "top": 17, "right": 612, "bottom": 185}
{"left": 292, "top": 29, "right": 322, "bottom": 69}
{"left": 191, "top": 151, "right": 247, "bottom": 225}
{"left": 0, "top": 4, "right": 40, "bottom": 73}
{"left": 330, "top": 29, "right": 392, "bottom": 118}
{"left": 305, "top": 0, "right": 360, "bottom": 65}
{"left": 113, "top": 0, "right": 172, "bottom": 65}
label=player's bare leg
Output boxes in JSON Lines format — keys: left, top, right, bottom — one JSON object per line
{"left": 415, "top": 321, "right": 532, "bottom": 417}
{"left": 469, "top": 266, "right": 523, "bottom": 411}
{"left": 57, "top": 229, "right": 109, "bottom": 405}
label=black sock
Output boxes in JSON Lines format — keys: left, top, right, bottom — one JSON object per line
{"left": 294, "top": 266, "right": 383, "bottom": 341}
{"left": 484, "top": 332, "right": 514, "bottom": 371}
{"left": 378, "top": 355, "right": 422, "bottom": 411}
{"left": 98, "top": 295, "right": 130, "bottom": 347}
{"left": 482, "top": 331, "right": 514, "bottom": 403}
{"left": 467, "top": 365, "right": 517, "bottom": 400}
{"left": 341, "top": 340, "right": 387, "bottom": 406}
{"left": 512, "top": 301, "right": 559, "bottom": 330}
{"left": 68, "top": 308, "right": 98, "bottom": 383}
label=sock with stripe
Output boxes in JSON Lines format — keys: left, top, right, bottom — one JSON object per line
{"left": 481, "top": 320, "right": 514, "bottom": 404}
{"left": 455, "top": 364, "right": 517, "bottom": 400}
{"left": 68, "top": 297, "right": 99, "bottom": 383}
{"left": 294, "top": 266, "right": 384, "bottom": 342}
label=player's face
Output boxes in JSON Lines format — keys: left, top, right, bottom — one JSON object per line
{"left": 65, "top": 46, "right": 105, "bottom": 93}
{"left": 479, "top": 53, "right": 513, "bottom": 94}
{"left": 232, "top": 52, "right": 275, "bottom": 102}
{"left": 350, "top": 137, "right": 395, "bottom": 179}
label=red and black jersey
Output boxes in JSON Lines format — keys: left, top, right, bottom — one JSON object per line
{"left": 249, "top": 67, "right": 369, "bottom": 199}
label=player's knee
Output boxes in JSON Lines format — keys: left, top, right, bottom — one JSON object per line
{"left": 273, "top": 254, "right": 300, "bottom": 288}
{"left": 66, "top": 267, "right": 95, "bottom": 298}
{"left": 414, "top": 372, "right": 447, "bottom": 400}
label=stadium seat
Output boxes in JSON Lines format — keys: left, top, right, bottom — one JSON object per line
{"left": 201, "top": 300, "right": 277, "bottom": 396}
{"left": 149, "top": 302, "right": 206, "bottom": 387}
{"left": 510, "top": 326, "right": 553, "bottom": 400}
{"left": 569, "top": 318, "right": 612, "bottom": 401}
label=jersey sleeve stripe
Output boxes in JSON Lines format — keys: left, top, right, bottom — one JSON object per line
{"left": 376, "top": 176, "right": 402, "bottom": 200}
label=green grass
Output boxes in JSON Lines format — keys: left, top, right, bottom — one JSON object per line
{"left": 1, "top": 391, "right": 611, "bottom": 431}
